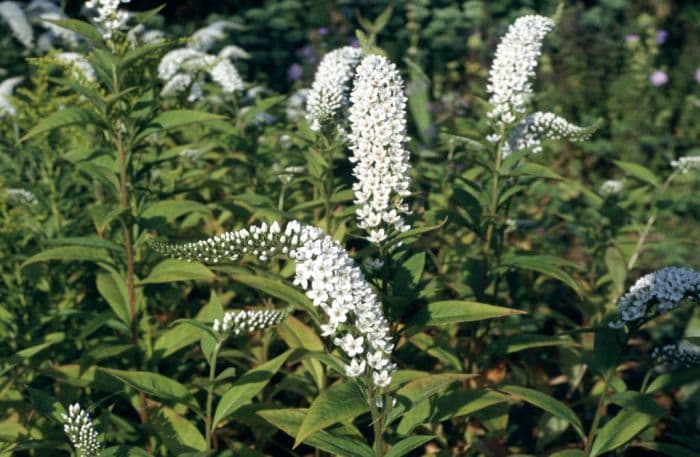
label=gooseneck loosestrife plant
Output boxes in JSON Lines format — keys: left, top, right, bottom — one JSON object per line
{"left": 3, "top": 1, "right": 700, "bottom": 456}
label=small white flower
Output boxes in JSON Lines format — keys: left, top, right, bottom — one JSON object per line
{"left": 335, "top": 333, "right": 364, "bottom": 357}
{"left": 345, "top": 358, "right": 366, "bottom": 377}
{"left": 671, "top": 156, "right": 700, "bottom": 174}
{"left": 55, "top": 52, "right": 96, "bottom": 82}
{"left": 600, "top": 179, "right": 624, "bottom": 195}
{"left": 84, "top": 0, "right": 131, "bottom": 40}
{"left": 372, "top": 370, "right": 391, "bottom": 388}
{"left": 502, "top": 111, "right": 596, "bottom": 158}
{"left": 61, "top": 403, "right": 101, "bottom": 457}
{"left": 213, "top": 309, "right": 287, "bottom": 336}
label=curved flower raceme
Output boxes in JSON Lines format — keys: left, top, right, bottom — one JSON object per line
{"left": 306, "top": 46, "right": 363, "bottom": 131}
{"left": 190, "top": 20, "right": 241, "bottom": 52}
{"left": 0, "top": 76, "right": 23, "bottom": 117}
{"left": 502, "top": 111, "right": 599, "bottom": 158}
{"left": 486, "top": 15, "right": 555, "bottom": 126}
{"left": 348, "top": 54, "right": 412, "bottom": 244}
{"left": 213, "top": 309, "right": 287, "bottom": 335}
{"left": 151, "top": 220, "right": 395, "bottom": 390}
{"left": 652, "top": 342, "right": 700, "bottom": 370}
{"left": 610, "top": 267, "right": 700, "bottom": 329}
{"left": 62, "top": 403, "right": 101, "bottom": 457}
{"left": 85, "top": 0, "right": 130, "bottom": 40}
{"left": 0, "top": 1, "right": 33, "bottom": 49}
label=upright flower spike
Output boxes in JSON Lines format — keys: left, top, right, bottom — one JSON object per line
{"left": 0, "top": 76, "right": 23, "bottom": 118}
{"left": 0, "top": 1, "right": 33, "bottom": 49}
{"left": 84, "top": 0, "right": 131, "bottom": 40}
{"left": 486, "top": 15, "right": 555, "bottom": 126}
{"left": 213, "top": 309, "right": 287, "bottom": 336}
{"left": 348, "top": 54, "right": 412, "bottom": 244}
{"left": 502, "top": 111, "right": 599, "bottom": 158}
{"left": 610, "top": 267, "right": 700, "bottom": 329}
{"left": 150, "top": 220, "right": 395, "bottom": 391}
{"left": 62, "top": 403, "right": 101, "bottom": 457}
{"left": 306, "top": 46, "right": 363, "bottom": 131}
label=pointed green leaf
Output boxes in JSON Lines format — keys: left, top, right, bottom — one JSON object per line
{"left": 41, "top": 18, "right": 104, "bottom": 44}
{"left": 213, "top": 350, "right": 291, "bottom": 427}
{"left": 409, "top": 300, "right": 524, "bottom": 327}
{"left": 99, "top": 368, "right": 198, "bottom": 411}
{"left": 138, "top": 259, "right": 214, "bottom": 285}
{"left": 21, "top": 107, "right": 100, "bottom": 141}
{"left": 385, "top": 435, "right": 435, "bottom": 457}
{"left": 96, "top": 270, "right": 130, "bottom": 324}
{"left": 152, "top": 407, "right": 207, "bottom": 453}
{"left": 21, "top": 246, "right": 112, "bottom": 268}
{"left": 498, "top": 385, "right": 585, "bottom": 440}
{"left": 499, "top": 254, "right": 582, "bottom": 295}
{"left": 614, "top": 160, "right": 660, "bottom": 187}
{"left": 294, "top": 380, "right": 368, "bottom": 448}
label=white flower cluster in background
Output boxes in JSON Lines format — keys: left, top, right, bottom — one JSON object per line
{"left": 213, "top": 309, "right": 287, "bottom": 335}
{"left": 610, "top": 267, "right": 700, "bottom": 328}
{"left": 62, "top": 403, "right": 101, "bottom": 457}
{"left": 502, "top": 111, "right": 597, "bottom": 157}
{"left": 0, "top": 1, "right": 33, "bottom": 48}
{"left": 158, "top": 47, "right": 244, "bottom": 101}
{"left": 6, "top": 188, "right": 38, "bottom": 205}
{"left": 348, "top": 54, "right": 412, "bottom": 244}
{"left": 190, "top": 20, "right": 242, "bottom": 52}
{"left": 652, "top": 342, "right": 700, "bottom": 370}
{"left": 486, "top": 15, "right": 554, "bottom": 125}
{"left": 31, "top": 1, "right": 80, "bottom": 49}
{"left": 306, "top": 46, "right": 363, "bottom": 131}
{"left": 671, "top": 156, "right": 700, "bottom": 174}
{"left": 151, "top": 220, "right": 395, "bottom": 390}
{"left": 0, "top": 76, "right": 23, "bottom": 117}
{"left": 85, "top": 0, "right": 130, "bottom": 39}
{"left": 286, "top": 88, "right": 309, "bottom": 123}
{"left": 55, "top": 52, "right": 96, "bottom": 82}
{"left": 600, "top": 179, "right": 624, "bottom": 195}
{"left": 126, "top": 24, "right": 164, "bottom": 48}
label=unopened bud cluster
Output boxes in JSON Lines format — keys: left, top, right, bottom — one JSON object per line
{"left": 610, "top": 267, "right": 700, "bottom": 328}
{"left": 151, "top": 220, "right": 395, "bottom": 390}
{"left": 306, "top": 46, "right": 363, "bottom": 131}
{"left": 62, "top": 403, "right": 101, "bottom": 457}
{"left": 213, "top": 309, "right": 287, "bottom": 335}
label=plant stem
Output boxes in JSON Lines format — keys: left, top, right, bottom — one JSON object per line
{"left": 205, "top": 340, "right": 223, "bottom": 449}
{"left": 479, "top": 126, "right": 506, "bottom": 300}
{"left": 584, "top": 370, "right": 613, "bottom": 456}
{"left": 368, "top": 389, "right": 385, "bottom": 457}
{"left": 323, "top": 131, "right": 336, "bottom": 234}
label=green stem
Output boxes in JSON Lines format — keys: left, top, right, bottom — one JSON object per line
{"left": 368, "top": 389, "right": 385, "bottom": 457}
{"left": 205, "top": 340, "right": 223, "bottom": 449}
{"left": 584, "top": 371, "right": 613, "bottom": 456}
{"left": 323, "top": 131, "right": 336, "bottom": 234}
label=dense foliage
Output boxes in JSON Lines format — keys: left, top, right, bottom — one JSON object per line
{"left": 1, "top": 1, "right": 699, "bottom": 456}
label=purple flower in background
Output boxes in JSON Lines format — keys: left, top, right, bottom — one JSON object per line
{"left": 625, "top": 34, "right": 639, "bottom": 43}
{"left": 348, "top": 38, "right": 360, "bottom": 48}
{"left": 287, "top": 63, "right": 303, "bottom": 81}
{"left": 650, "top": 70, "right": 668, "bottom": 87}
{"left": 299, "top": 45, "right": 316, "bottom": 65}
{"left": 695, "top": 68, "right": 700, "bottom": 84}
{"left": 318, "top": 27, "right": 328, "bottom": 37}
{"left": 655, "top": 30, "right": 668, "bottom": 44}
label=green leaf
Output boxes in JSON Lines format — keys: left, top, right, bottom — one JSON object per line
{"left": 294, "top": 380, "right": 368, "bottom": 448}
{"left": 277, "top": 316, "right": 325, "bottom": 389}
{"left": 21, "top": 107, "right": 100, "bottom": 141}
{"left": 170, "top": 319, "right": 217, "bottom": 339}
{"left": 645, "top": 368, "right": 700, "bottom": 393}
{"left": 430, "top": 389, "right": 508, "bottom": 423}
{"left": 388, "top": 218, "right": 446, "bottom": 246}
{"left": 100, "top": 447, "right": 150, "bottom": 457}
{"left": 120, "top": 40, "right": 170, "bottom": 70}
{"left": 231, "top": 274, "right": 318, "bottom": 321}
{"left": 213, "top": 350, "right": 291, "bottom": 427}
{"left": 499, "top": 254, "right": 582, "bottom": 295}
{"left": 589, "top": 405, "right": 662, "bottom": 457}
{"left": 385, "top": 435, "right": 435, "bottom": 457}
{"left": 96, "top": 270, "right": 131, "bottom": 324}
{"left": 135, "top": 110, "right": 225, "bottom": 143}
{"left": 510, "top": 162, "right": 564, "bottom": 180}
{"left": 21, "top": 246, "right": 112, "bottom": 268}
{"left": 41, "top": 18, "right": 104, "bottom": 45}
{"left": 605, "top": 246, "right": 627, "bottom": 293}
{"left": 139, "top": 259, "right": 214, "bottom": 285}
{"left": 258, "top": 409, "right": 374, "bottom": 457}
{"left": 408, "top": 300, "right": 524, "bottom": 327}
{"left": 141, "top": 200, "right": 208, "bottom": 222}
{"left": 547, "top": 451, "right": 584, "bottom": 457}
{"left": 241, "top": 95, "right": 286, "bottom": 126}
{"left": 28, "top": 388, "right": 67, "bottom": 422}
{"left": 99, "top": 368, "right": 198, "bottom": 411}
{"left": 152, "top": 407, "right": 207, "bottom": 454}
{"left": 634, "top": 442, "right": 698, "bottom": 457}
{"left": 493, "top": 334, "right": 579, "bottom": 354}
{"left": 46, "top": 236, "right": 123, "bottom": 253}
{"left": 498, "top": 385, "right": 585, "bottom": 440}
{"left": 386, "top": 373, "right": 474, "bottom": 425}
{"left": 614, "top": 160, "right": 660, "bottom": 187}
